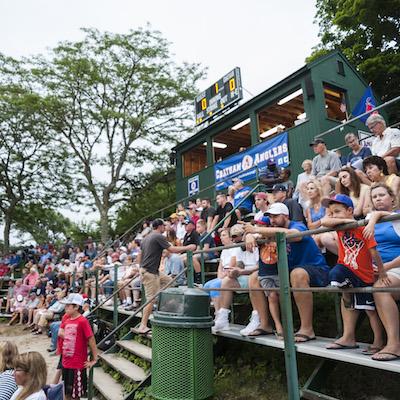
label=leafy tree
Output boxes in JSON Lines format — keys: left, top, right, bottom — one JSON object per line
{"left": 13, "top": 203, "right": 74, "bottom": 245}
{"left": 309, "top": 0, "right": 400, "bottom": 119}
{"left": 0, "top": 55, "right": 73, "bottom": 252}
{"left": 115, "top": 168, "right": 176, "bottom": 235}
{"left": 35, "top": 27, "right": 205, "bottom": 243}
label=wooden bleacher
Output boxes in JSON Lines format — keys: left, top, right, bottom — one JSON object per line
{"left": 214, "top": 324, "right": 400, "bottom": 374}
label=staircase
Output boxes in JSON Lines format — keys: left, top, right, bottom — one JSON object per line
{"left": 93, "top": 326, "right": 152, "bottom": 400}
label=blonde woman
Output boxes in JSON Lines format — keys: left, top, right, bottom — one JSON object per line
{"left": 0, "top": 342, "right": 19, "bottom": 400}
{"left": 10, "top": 352, "right": 47, "bottom": 400}
{"left": 305, "top": 179, "right": 326, "bottom": 230}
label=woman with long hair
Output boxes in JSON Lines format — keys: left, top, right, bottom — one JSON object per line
{"left": 0, "top": 342, "right": 19, "bottom": 400}
{"left": 305, "top": 179, "right": 325, "bottom": 230}
{"left": 336, "top": 166, "right": 371, "bottom": 217}
{"left": 363, "top": 183, "right": 400, "bottom": 361}
{"left": 362, "top": 156, "right": 400, "bottom": 194}
{"left": 10, "top": 352, "right": 47, "bottom": 400}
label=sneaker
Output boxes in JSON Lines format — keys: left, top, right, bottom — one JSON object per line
{"left": 212, "top": 308, "right": 230, "bottom": 332}
{"left": 240, "top": 311, "right": 260, "bottom": 336}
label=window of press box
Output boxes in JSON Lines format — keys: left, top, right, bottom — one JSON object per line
{"left": 257, "top": 88, "right": 306, "bottom": 140}
{"left": 323, "top": 84, "right": 347, "bottom": 121}
{"left": 182, "top": 144, "right": 207, "bottom": 178}
{"left": 213, "top": 117, "right": 252, "bottom": 162}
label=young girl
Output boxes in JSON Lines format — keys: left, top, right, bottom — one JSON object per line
{"left": 10, "top": 352, "right": 47, "bottom": 400}
{"left": 336, "top": 166, "right": 371, "bottom": 218}
{"left": 0, "top": 341, "right": 19, "bottom": 400}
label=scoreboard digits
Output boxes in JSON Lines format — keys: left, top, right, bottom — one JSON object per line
{"left": 195, "top": 67, "right": 242, "bottom": 126}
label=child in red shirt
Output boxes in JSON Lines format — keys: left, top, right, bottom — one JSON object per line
{"left": 59, "top": 293, "right": 98, "bottom": 400}
{"left": 321, "top": 194, "right": 389, "bottom": 353}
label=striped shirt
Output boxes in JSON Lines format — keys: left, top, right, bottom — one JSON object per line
{"left": 0, "top": 370, "right": 18, "bottom": 400}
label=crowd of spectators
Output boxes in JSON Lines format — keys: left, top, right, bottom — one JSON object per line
{"left": 1, "top": 112, "right": 399, "bottom": 378}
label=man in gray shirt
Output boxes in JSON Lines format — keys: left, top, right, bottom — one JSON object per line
{"left": 310, "top": 138, "right": 342, "bottom": 196}
{"left": 135, "top": 219, "right": 196, "bottom": 335}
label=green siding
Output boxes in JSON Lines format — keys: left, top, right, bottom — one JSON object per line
{"left": 175, "top": 51, "right": 372, "bottom": 201}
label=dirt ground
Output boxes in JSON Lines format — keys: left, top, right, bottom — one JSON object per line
{"left": 0, "top": 322, "right": 59, "bottom": 384}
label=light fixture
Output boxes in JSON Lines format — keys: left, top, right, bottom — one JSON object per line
{"left": 277, "top": 89, "right": 303, "bottom": 105}
{"left": 297, "top": 112, "right": 306, "bottom": 120}
{"left": 231, "top": 118, "right": 250, "bottom": 130}
{"left": 203, "top": 141, "right": 227, "bottom": 149}
{"left": 260, "top": 124, "right": 285, "bottom": 138}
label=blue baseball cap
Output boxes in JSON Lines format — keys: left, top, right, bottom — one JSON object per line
{"left": 322, "top": 194, "right": 354, "bottom": 209}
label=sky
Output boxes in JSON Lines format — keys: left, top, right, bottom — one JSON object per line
{"left": 0, "top": 0, "right": 320, "bottom": 243}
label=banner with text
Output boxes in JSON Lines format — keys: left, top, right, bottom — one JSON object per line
{"left": 214, "top": 132, "right": 289, "bottom": 189}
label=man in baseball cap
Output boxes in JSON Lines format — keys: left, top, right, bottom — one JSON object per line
{"left": 244, "top": 200, "right": 329, "bottom": 343}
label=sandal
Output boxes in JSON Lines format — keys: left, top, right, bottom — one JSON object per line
{"left": 371, "top": 352, "right": 400, "bottom": 362}
{"left": 294, "top": 333, "right": 316, "bottom": 343}
{"left": 362, "top": 346, "right": 383, "bottom": 355}
{"left": 247, "top": 328, "right": 274, "bottom": 337}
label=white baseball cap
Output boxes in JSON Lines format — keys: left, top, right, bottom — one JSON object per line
{"left": 266, "top": 202, "right": 289, "bottom": 216}
{"left": 61, "top": 293, "right": 84, "bottom": 306}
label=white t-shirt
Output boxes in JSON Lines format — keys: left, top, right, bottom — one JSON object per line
{"left": 237, "top": 247, "right": 259, "bottom": 269}
{"left": 10, "top": 388, "right": 47, "bottom": 400}
{"left": 176, "top": 222, "right": 186, "bottom": 241}
{"left": 371, "top": 127, "right": 400, "bottom": 159}
{"left": 220, "top": 247, "right": 241, "bottom": 269}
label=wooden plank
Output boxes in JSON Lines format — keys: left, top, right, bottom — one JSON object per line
{"left": 214, "top": 324, "right": 400, "bottom": 374}
{"left": 100, "top": 353, "right": 147, "bottom": 382}
{"left": 93, "top": 367, "right": 124, "bottom": 400}
{"left": 117, "top": 340, "right": 152, "bottom": 361}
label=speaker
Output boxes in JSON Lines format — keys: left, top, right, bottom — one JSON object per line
{"left": 305, "top": 74, "right": 315, "bottom": 98}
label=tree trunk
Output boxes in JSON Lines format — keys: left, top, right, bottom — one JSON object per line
{"left": 3, "top": 213, "right": 12, "bottom": 253}
{"left": 99, "top": 209, "right": 110, "bottom": 245}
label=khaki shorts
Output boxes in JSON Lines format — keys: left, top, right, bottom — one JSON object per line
{"left": 140, "top": 268, "right": 172, "bottom": 300}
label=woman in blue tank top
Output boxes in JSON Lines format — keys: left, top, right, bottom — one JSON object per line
{"left": 363, "top": 182, "right": 400, "bottom": 361}
{"left": 305, "top": 180, "right": 326, "bottom": 229}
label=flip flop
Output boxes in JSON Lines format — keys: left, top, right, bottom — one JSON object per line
{"left": 247, "top": 328, "right": 275, "bottom": 337}
{"left": 131, "top": 327, "right": 151, "bottom": 336}
{"left": 294, "top": 333, "right": 316, "bottom": 343}
{"left": 371, "top": 352, "right": 400, "bottom": 362}
{"left": 326, "top": 342, "right": 359, "bottom": 350}
{"left": 362, "top": 346, "right": 383, "bottom": 355}
{"left": 275, "top": 332, "right": 284, "bottom": 340}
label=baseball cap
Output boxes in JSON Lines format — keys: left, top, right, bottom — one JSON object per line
{"left": 266, "top": 202, "right": 290, "bottom": 216}
{"left": 182, "top": 219, "right": 195, "bottom": 225}
{"left": 272, "top": 184, "right": 288, "bottom": 192}
{"left": 255, "top": 215, "right": 270, "bottom": 226}
{"left": 322, "top": 194, "right": 354, "bottom": 209}
{"left": 17, "top": 294, "right": 24, "bottom": 302}
{"left": 61, "top": 293, "right": 84, "bottom": 306}
{"left": 169, "top": 213, "right": 177, "bottom": 219}
{"left": 309, "top": 138, "right": 325, "bottom": 147}
{"left": 230, "top": 224, "right": 245, "bottom": 237}
{"left": 267, "top": 158, "right": 276, "bottom": 166}
{"left": 254, "top": 192, "right": 268, "bottom": 200}
{"left": 177, "top": 211, "right": 187, "bottom": 217}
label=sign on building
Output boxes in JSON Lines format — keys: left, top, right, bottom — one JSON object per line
{"left": 214, "top": 132, "right": 289, "bottom": 189}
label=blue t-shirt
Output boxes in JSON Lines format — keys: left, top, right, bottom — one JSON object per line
{"left": 234, "top": 186, "right": 253, "bottom": 212}
{"left": 346, "top": 147, "right": 372, "bottom": 168}
{"left": 287, "top": 221, "right": 328, "bottom": 271}
{"left": 374, "top": 217, "right": 400, "bottom": 264}
{"left": 200, "top": 233, "right": 216, "bottom": 260}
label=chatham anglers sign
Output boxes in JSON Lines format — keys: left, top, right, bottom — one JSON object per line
{"left": 215, "top": 132, "right": 289, "bottom": 189}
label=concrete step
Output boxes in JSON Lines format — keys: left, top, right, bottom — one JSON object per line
{"left": 100, "top": 353, "right": 147, "bottom": 382}
{"left": 117, "top": 340, "right": 152, "bottom": 362}
{"left": 92, "top": 367, "right": 124, "bottom": 400}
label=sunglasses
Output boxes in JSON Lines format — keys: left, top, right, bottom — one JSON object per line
{"left": 231, "top": 234, "right": 242, "bottom": 239}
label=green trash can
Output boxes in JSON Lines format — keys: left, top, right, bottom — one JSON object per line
{"left": 151, "top": 287, "right": 214, "bottom": 400}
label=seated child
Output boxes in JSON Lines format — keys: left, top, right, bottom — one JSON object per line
{"left": 321, "top": 194, "right": 389, "bottom": 353}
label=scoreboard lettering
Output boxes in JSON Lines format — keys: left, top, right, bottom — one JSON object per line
{"left": 195, "top": 67, "right": 242, "bottom": 126}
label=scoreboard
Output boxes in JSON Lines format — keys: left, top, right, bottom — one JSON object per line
{"left": 195, "top": 67, "right": 242, "bottom": 126}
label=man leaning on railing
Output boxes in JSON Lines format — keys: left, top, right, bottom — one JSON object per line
{"left": 133, "top": 219, "right": 196, "bottom": 336}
